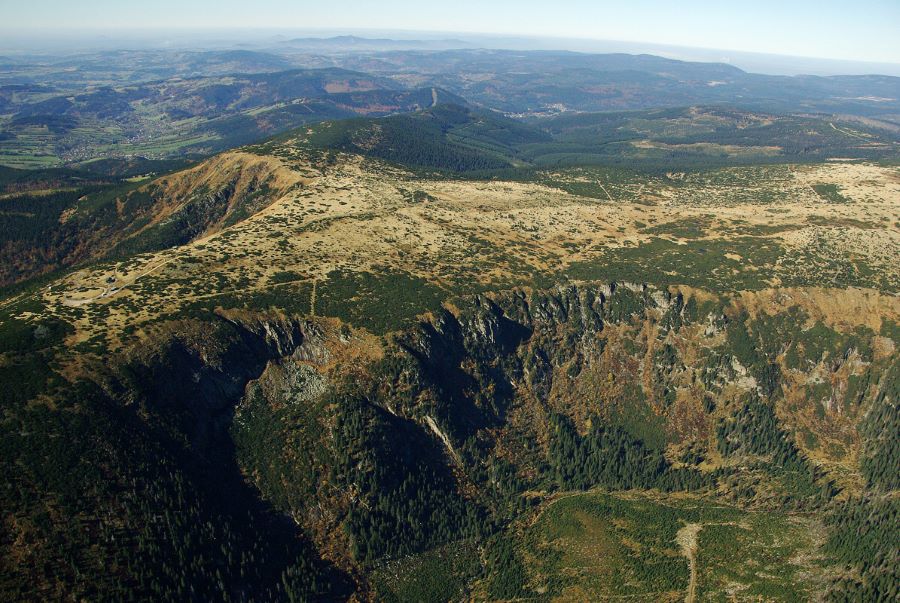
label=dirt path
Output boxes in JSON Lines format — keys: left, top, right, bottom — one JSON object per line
{"left": 829, "top": 122, "right": 868, "bottom": 140}
{"left": 676, "top": 523, "right": 702, "bottom": 603}
{"left": 61, "top": 256, "right": 177, "bottom": 307}
{"left": 597, "top": 181, "right": 614, "bottom": 201}
{"left": 431, "top": 87, "right": 439, "bottom": 107}
{"left": 56, "top": 204, "right": 379, "bottom": 310}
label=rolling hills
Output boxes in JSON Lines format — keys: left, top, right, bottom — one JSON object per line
{"left": 290, "top": 103, "right": 899, "bottom": 173}
{"left": 0, "top": 67, "right": 463, "bottom": 168}
{"left": 4, "top": 47, "right": 899, "bottom": 170}
{"left": 328, "top": 49, "right": 900, "bottom": 117}
{"left": 4, "top": 101, "right": 896, "bottom": 291}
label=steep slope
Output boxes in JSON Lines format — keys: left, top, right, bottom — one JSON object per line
{"left": 0, "top": 151, "right": 304, "bottom": 287}
{"left": 1, "top": 282, "right": 897, "bottom": 600}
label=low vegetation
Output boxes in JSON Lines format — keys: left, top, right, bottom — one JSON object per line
{"left": 0, "top": 99, "right": 897, "bottom": 601}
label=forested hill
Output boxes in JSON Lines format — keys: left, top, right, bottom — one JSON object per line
{"left": 295, "top": 103, "right": 549, "bottom": 171}
{"left": 285, "top": 102, "right": 899, "bottom": 173}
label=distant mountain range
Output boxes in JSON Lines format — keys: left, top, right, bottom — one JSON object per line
{"left": 325, "top": 49, "right": 900, "bottom": 117}
{"left": 1, "top": 44, "right": 898, "bottom": 169}
{"left": 284, "top": 35, "right": 472, "bottom": 51}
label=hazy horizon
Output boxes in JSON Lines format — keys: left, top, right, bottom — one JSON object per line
{"left": 3, "top": 27, "right": 900, "bottom": 79}
{"left": 3, "top": 0, "right": 899, "bottom": 66}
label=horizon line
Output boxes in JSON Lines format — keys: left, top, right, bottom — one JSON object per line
{"left": 2, "top": 26, "right": 900, "bottom": 69}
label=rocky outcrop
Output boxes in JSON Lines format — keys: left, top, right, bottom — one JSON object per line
{"left": 37, "top": 282, "right": 892, "bottom": 600}
{"left": 112, "top": 314, "right": 325, "bottom": 458}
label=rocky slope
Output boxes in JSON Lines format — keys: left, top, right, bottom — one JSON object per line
{"left": 3, "top": 280, "right": 896, "bottom": 600}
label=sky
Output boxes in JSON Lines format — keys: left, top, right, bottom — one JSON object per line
{"left": 3, "top": 0, "right": 900, "bottom": 65}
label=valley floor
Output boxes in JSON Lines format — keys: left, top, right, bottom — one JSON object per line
{"left": 375, "top": 490, "right": 831, "bottom": 602}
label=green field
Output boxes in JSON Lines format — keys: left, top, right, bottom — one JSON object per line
{"left": 494, "top": 491, "right": 827, "bottom": 602}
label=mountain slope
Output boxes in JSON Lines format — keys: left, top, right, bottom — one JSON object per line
{"left": 299, "top": 103, "right": 548, "bottom": 171}
{"left": 0, "top": 152, "right": 304, "bottom": 287}
{"left": 2, "top": 278, "right": 897, "bottom": 600}
{"left": 292, "top": 103, "right": 899, "bottom": 173}
{"left": 0, "top": 130, "right": 898, "bottom": 600}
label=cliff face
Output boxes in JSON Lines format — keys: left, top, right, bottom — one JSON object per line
{"left": 112, "top": 314, "right": 321, "bottom": 454}
{"left": 226, "top": 284, "right": 895, "bottom": 589}
{"left": 2, "top": 283, "right": 896, "bottom": 600}
{"left": 385, "top": 283, "right": 891, "bottom": 474}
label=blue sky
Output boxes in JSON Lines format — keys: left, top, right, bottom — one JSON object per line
{"left": 4, "top": 0, "right": 899, "bottom": 64}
